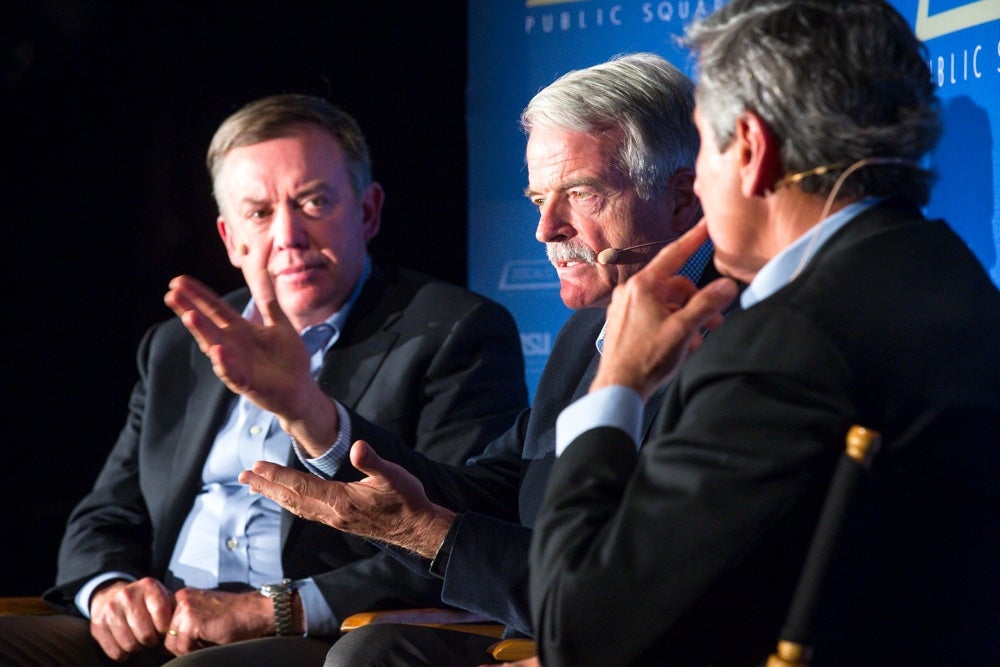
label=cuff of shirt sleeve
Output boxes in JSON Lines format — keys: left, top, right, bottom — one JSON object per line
{"left": 294, "top": 401, "right": 353, "bottom": 478}
{"left": 75, "top": 572, "right": 136, "bottom": 618}
{"left": 556, "top": 385, "right": 643, "bottom": 457}
{"left": 295, "top": 578, "right": 338, "bottom": 637}
{"left": 429, "top": 515, "right": 462, "bottom": 580}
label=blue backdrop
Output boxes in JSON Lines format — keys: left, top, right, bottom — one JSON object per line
{"left": 467, "top": 0, "right": 1000, "bottom": 398}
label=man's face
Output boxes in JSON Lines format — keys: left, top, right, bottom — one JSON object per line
{"left": 692, "top": 106, "right": 766, "bottom": 283}
{"left": 525, "top": 125, "right": 680, "bottom": 310}
{"left": 216, "top": 125, "right": 382, "bottom": 330}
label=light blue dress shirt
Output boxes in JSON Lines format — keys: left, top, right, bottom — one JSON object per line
{"left": 77, "top": 258, "right": 371, "bottom": 638}
{"left": 556, "top": 200, "right": 880, "bottom": 456}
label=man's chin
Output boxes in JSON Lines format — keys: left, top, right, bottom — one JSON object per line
{"left": 559, "top": 284, "right": 611, "bottom": 311}
{"left": 275, "top": 285, "right": 332, "bottom": 316}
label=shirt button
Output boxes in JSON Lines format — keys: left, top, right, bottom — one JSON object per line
{"left": 226, "top": 538, "right": 239, "bottom": 550}
{"left": 249, "top": 425, "right": 262, "bottom": 436}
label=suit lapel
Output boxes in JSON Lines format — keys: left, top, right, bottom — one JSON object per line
{"left": 316, "top": 265, "right": 402, "bottom": 410}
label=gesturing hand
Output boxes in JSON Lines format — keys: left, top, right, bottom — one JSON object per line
{"left": 593, "top": 221, "right": 739, "bottom": 400}
{"left": 239, "top": 440, "right": 457, "bottom": 558}
{"left": 163, "top": 272, "right": 312, "bottom": 421}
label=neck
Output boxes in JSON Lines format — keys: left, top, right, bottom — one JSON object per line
{"left": 766, "top": 188, "right": 859, "bottom": 257}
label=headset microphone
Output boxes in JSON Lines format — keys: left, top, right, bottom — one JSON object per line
{"left": 597, "top": 240, "right": 672, "bottom": 265}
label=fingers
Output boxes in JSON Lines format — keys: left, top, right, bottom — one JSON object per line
{"left": 644, "top": 218, "right": 710, "bottom": 278}
{"left": 239, "top": 462, "right": 330, "bottom": 521}
{"left": 164, "top": 275, "right": 246, "bottom": 357}
{"left": 165, "top": 275, "right": 241, "bottom": 330}
{"left": 672, "top": 277, "right": 740, "bottom": 332}
{"left": 238, "top": 241, "right": 293, "bottom": 329}
{"left": 90, "top": 578, "right": 176, "bottom": 661}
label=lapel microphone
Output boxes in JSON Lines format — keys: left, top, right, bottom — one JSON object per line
{"left": 597, "top": 240, "right": 672, "bottom": 265}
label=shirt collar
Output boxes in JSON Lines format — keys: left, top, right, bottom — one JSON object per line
{"left": 740, "top": 198, "right": 881, "bottom": 310}
{"left": 595, "top": 239, "right": 714, "bottom": 354}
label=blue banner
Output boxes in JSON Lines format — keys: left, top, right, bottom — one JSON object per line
{"left": 467, "top": 0, "right": 1000, "bottom": 397}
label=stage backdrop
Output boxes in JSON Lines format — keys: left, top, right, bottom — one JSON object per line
{"left": 467, "top": 0, "right": 1000, "bottom": 398}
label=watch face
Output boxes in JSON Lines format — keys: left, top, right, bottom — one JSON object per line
{"left": 261, "top": 580, "right": 294, "bottom": 596}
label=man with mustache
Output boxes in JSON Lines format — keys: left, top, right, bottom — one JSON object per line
{"left": 188, "top": 53, "right": 715, "bottom": 665}
{"left": 0, "top": 94, "right": 528, "bottom": 666}
{"left": 526, "top": 1, "right": 1000, "bottom": 665}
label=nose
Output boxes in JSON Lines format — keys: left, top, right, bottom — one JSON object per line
{"left": 272, "top": 203, "right": 308, "bottom": 250}
{"left": 534, "top": 198, "right": 575, "bottom": 244}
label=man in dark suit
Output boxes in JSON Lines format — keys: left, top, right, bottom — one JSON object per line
{"left": 228, "top": 53, "right": 710, "bottom": 666}
{"left": 527, "top": 2, "right": 1000, "bottom": 665}
{"left": 0, "top": 94, "right": 527, "bottom": 666}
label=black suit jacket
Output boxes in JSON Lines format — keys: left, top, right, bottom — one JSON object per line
{"left": 45, "top": 264, "right": 528, "bottom": 631}
{"left": 530, "top": 201, "right": 1000, "bottom": 666}
{"left": 351, "top": 306, "right": 667, "bottom": 636}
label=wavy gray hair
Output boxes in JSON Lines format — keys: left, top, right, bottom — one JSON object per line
{"left": 684, "top": 0, "right": 941, "bottom": 205}
{"left": 520, "top": 52, "right": 698, "bottom": 200}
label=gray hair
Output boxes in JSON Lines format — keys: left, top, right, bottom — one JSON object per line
{"left": 520, "top": 52, "right": 698, "bottom": 200}
{"left": 207, "top": 93, "right": 373, "bottom": 213}
{"left": 683, "top": 0, "right": 941, "bottom": 205}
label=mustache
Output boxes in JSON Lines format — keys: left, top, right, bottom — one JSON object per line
{"left": 546, "top": 242, "right": 596, "bottom": 266}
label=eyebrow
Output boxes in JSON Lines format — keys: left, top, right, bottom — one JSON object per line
{"left": 236, "top": 181, "right": 333, "bottom": 208}
{"left": 294, "top": 181, "right": 334, "bottom": 198}
{"left": 523, "top": 176, "right": 605, "bottom": 198}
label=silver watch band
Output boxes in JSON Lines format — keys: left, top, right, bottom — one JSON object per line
{"left": 260, "top": 578, "right": 297, "bottom": 636}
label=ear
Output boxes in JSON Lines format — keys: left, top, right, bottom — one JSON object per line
{"left": 735, "top": 111, "right": 782, "bottom": 198}
{"left": 359, "top": 182, "right": 384, "bottom": 242}
{"left": 666, "top": 167, "right": 702, "bottom": 234}
{"left": 217, "top": 217, "right": 244, "bottom": 268}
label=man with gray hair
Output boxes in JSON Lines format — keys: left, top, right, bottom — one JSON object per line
{"left": 527, "top": 1, "right": 1000, "bottom": 665}
{"left": 184, "top": 52, "right": 714, "bottom": 665}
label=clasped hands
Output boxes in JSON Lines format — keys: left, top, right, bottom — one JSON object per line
{"left": 89, "top": 578, "right": 274, "bottom": 659}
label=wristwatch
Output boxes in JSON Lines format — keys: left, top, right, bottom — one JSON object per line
{"left": 259, "top": 578, "right": 298, "bottom": 636}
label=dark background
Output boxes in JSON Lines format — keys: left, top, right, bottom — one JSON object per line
{"left": 5, "top": 2, "right": 469, "bottom": 596}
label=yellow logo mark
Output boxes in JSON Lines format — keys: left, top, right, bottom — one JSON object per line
{"left": 915, "top": 0, "right": 1000, "bottom": 40}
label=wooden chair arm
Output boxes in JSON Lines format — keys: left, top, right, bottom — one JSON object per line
{"left": 489, "top": 638, "right": 538, "bottom": 661}
{"left": 0, "top": 596, "right": 59, "bottom": 616}
{"left": 340, "top": 607, "right": 505, "bottom": 639}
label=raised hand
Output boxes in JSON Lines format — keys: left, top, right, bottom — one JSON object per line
{"left": 239, "top": 440, "right": 457, "bottom": 558}
{"left": 592, "top": 221, "right": 739, "bottom": 400}
{"left": 163, "top": 272, "right": 312, "bottom": 420}
{"left": 163, "top": 240, "right": 340, "bottom": 454}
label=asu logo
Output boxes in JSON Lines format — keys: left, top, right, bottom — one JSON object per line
{"left": 915, "top": 0, "right": 1000, "bottom": 40}
{"left": 521, "top": 332, "right": 553, "bottom": 357}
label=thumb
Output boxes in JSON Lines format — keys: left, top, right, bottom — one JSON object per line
{"left": 348, "top": 440, "right": 385, "bottom": 476}
{"left": 239, "top": 242, "right": 293, "bottom": 329}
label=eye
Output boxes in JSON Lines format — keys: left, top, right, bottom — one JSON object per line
{"left": 568, "top": 189, "right": 594, "bottom": 201}
{"left": 248, "top": 207, "right": 271, "bottom": 221}
{"left": 300, "top": 194, "right": 332, "bottom": 216}
{"left": 529, "top": 196, "right": 545, "bottom": 208}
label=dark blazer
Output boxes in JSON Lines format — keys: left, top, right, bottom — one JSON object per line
{"left": 530, "top": 201, "right": 1000, "bottom": 666}
{"left": 45, "top": 264, "right": 528, "bottom": 629}
{"left": 352, "top": 306, "right": 667, "bottom": 636}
